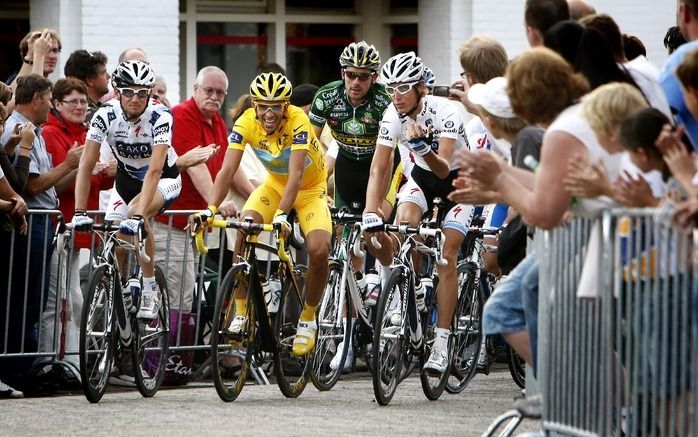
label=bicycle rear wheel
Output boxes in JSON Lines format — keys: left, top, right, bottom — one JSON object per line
{"left": 372, "top": 269, "right": 408, "bottom": 406}
{"left": 79, "top": 265, "right": 116, "bottom": 403}
{"left": 311, "top": 260, "right": 352, "bottom": 391}
{"left": 132, "top": 266, "right": 170, "bottom": 397}
{"left": 211, "top": 264, "right": 255, "bottom": 402}
{"left": 446, "top": 261, "right": 483, "bottom": 394}
{"left": 274, "top": 264, "right": 309, "bottom": 398}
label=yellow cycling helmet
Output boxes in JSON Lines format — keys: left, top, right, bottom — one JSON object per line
{"left": 249, "top": 72, "right": 292, "bottom": 102}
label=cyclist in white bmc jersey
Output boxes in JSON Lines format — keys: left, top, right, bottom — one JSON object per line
{"left": 363, "top": 52, "right": 474, "bottom": 374}
{"left": 73, "top": 60, "right": 182, "bottom": 320}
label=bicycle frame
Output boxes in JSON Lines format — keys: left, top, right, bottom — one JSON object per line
{"left": 333, "top": 220, "right": 373, "bottom": 328}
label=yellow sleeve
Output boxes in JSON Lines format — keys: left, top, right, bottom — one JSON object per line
{"left": 288, "top": 106, "right": 312, "bottom": 152}
{"left": 227, "top": 108, "right": 254, "bottom": 151}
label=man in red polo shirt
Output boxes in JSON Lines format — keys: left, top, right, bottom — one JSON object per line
{"left": 153, "top": 66, "right": 254, "bottom": 311}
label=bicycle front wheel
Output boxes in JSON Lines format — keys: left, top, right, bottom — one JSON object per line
{"left": 507, "top": 345, "right": 526, "bottom": 389}
{"left": 446, "top": 262, "right": 483, "bottom": 394}
{"left": 211, "top": 264, "right": 255, "bottom": 402}
{"left": 79, "top": 264, "right": 116, "bottom": 403}
{"left": 372, "top": 268, "right": 408, "bottom": 406}
{"left": 311, "top": 260, "right": 352, "bottom": 391}
{"left": 132, "top": 266, "right": 170, "bottom": 397}
{"left": 274, "top": 264, "right": 309, "bottom": 398}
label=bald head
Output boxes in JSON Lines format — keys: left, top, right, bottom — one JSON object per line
{"left": 118, "top": 48, "right": 148, "bottom": 64}
{"left": 567, "top": 0, "right": 596, "bottom": 21}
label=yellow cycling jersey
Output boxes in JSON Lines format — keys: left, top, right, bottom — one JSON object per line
{"left": 228, "top": 105, "right": 327, "bottom": 189}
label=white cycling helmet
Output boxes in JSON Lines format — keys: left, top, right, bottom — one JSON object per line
{"left": 380, "top": 51, "right": 424, "bottom": 85}
{"left": 111, "top": 60, "right": 155, "bottom": 88}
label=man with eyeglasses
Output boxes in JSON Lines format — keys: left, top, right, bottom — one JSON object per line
{"left": 152, "top": 66, "right": 254, "bottom": 313}
{"left": 193, "top": 72, "right": 332, "bottom": 358}
{"left": 73, "top": 60, "right": 182, "bottom": 321}
{"left": 363, "top": 52, "right": 474, "bottom": 375}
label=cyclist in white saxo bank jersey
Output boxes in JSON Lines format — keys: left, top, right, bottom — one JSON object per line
{"left": 73, "top": 60, "right": 182, "bottom": 320}
{"left": 363, "top": 51, "right": 475, "bottom": 375}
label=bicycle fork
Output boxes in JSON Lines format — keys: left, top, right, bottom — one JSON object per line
{"left": 401, "top": 269, "right": 422, "bottom": 350}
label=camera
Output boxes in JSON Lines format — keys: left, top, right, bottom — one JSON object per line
{"left": 432, "top": 84, "right": 464, "bottom": 98}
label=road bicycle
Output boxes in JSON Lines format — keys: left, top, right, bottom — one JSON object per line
{"left": 193, "top": 217, "right": 309, "bottom": 402}
{"left": 310, "top": 208, "right": 377, "bottom": 391}
{"left": 370, "top": 221, "right": 448, "bottom": 405}
{"left": 75, "top": 218, "right": 169, "bottom": 403}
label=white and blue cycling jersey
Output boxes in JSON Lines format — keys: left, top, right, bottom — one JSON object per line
{"left": 87, "top": 99, "right": 179, "bottom": 181}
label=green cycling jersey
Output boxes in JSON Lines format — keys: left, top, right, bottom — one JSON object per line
{"left": 309, "top": 80, "right": 392, "bottom": 160}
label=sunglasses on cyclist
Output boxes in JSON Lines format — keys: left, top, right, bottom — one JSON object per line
{"left": 385, "top": 81, "right": 418, "bottom": 96}
{"left": 118, "top": 88, "right": 150, "bottom": 99}
{"left": 255, "top": 102, "right": 286, "bottom": 112}
{"left": 343, "top": 70, "right": 374, "bottom": 81}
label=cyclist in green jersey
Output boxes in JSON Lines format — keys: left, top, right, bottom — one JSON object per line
{"left": 309, "top": 41, "right": 393, "bottom": 210}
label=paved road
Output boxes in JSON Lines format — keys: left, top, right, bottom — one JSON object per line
{"left": 2, "top": 367, "right": 539, "bottom": 436}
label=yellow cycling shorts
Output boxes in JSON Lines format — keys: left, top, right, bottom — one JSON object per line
{"left": 242, "top": 180, "right": 332, "bottom": 235}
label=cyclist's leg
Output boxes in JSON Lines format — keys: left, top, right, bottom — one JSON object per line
{"left": 231, "top": 184, "right": 278, "bottom": 326}
{"left": 437, "top": 203, "right": 475, "bottom": 329}
{"left": 292, "top": 185, "right": 332, "bottom": 355}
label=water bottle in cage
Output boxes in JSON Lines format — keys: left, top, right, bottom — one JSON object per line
{"left": 124, "top": 276, "right": 140, "bottom": 313}
{"left": 263, "top": 275, "right": 282, "bottom": 313}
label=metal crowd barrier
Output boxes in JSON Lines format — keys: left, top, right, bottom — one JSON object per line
{"left": 0, "top": 209, "right": 281, "bottom": 389}
{"left": 535, "top": 208, "right": 696, "bottom": 436}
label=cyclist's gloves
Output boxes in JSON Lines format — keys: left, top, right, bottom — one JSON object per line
{"left": 120, "top": 214, "right": 145, "bottom": 236}
{"left": 72, "top": 210, "right": 93, "bottom": 231}
{"left": 407, "top": 134, "right": 433, "bottom": 157}
{"left": 191, "top": 205, "right": 217, "bottom": 231}
{"left": 273, "top": 209, "right": 291, "bottom": 235}
{"left": 362, "top": 212, "right": 384, "bottom": 233}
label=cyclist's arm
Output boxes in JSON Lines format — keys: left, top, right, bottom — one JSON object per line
{"left": 423, "top": 136, "right": 454, "bottom": 179}
{"left": 209, "top": 147, "right": 243, "bottom": 208}
{"left": 365, "top": 144, "right": 393, "bottom": 215}
{"left": 136, "top": 144, "right": 167, "bottom": 217}
{"left": 312, "top": 125, "right": 324, "bottom": 147}
{"left": 74, "top": 139, "right": 101, "bottom": 210}
{"left": 277, "top": 149, "right": 305, "bottom": 213}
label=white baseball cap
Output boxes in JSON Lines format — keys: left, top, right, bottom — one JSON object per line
{"left": 467, "top": 76, "right": 516, "bottom": 119}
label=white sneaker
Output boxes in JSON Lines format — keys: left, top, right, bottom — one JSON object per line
{"left": 329, "top": 341, "right": 353, "bottom": 372}
{"left": 423, "top": 345, "right": 449, "bottom": 375}
{"left": 228, "top": 315, "right": 246, "bottom": 334}
{"left": 137, "top": 288, "right": 160, "bottom": 320}
{"left": 0, "top": 379, "right": 23, "bottom": 398}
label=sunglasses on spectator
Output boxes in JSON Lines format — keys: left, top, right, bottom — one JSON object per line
{"left": 255, "top": 103, "right": 285, "bottom": 112}
{"left": 385, "top": 81, "right": 418, "bottom": 96}
{"left": 344, "top": 70, "right": 374, "bottom": 81}
{"left": 200, "top": 86, "right": 227, "bottom": 98}
{"left": 118, "top": 88, "right": 150, "bottom": 99}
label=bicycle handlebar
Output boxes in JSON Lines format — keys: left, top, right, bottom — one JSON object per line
{"left": 193, "top": 219, "right": 289, "bottom": 262}
{"left": 351, "top": 223, "right": 365, "bottom": 258}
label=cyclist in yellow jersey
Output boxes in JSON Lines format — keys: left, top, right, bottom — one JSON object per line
{"left": 193, "top": 73, "right": 331, "bottom": 357}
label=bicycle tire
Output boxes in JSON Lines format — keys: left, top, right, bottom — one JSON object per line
{"left": 445, "top": 261, "right": 483, "bottom": 394}
{"left": 132, "top": 266, "right": 170, "bottom": 397}
{"left": 372, "top": 268, "right": 408, "bottom": 406}
{"left": 274, "top": 264, "right": 309, "bottom": 398}
{"left": 310, "top": 260, "right": 352, "bottom": 391}
{"left": 507, "top": 345, "right": 526, "bottom": 389}
{"left": 419, "top": 303, "right": 451, "bottom": 401}
{"left": 79, "top": 264, "right": 116, "bottom": 403}
{"left": 211, "top": 264, "right": 255, "bottom": 402}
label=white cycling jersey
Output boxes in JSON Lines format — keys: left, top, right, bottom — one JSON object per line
{"left": 87, "top": 99, "right": 178, "bottom": 181}
{"left": 377, "top": 95, "right": 468, "bottom": 171}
